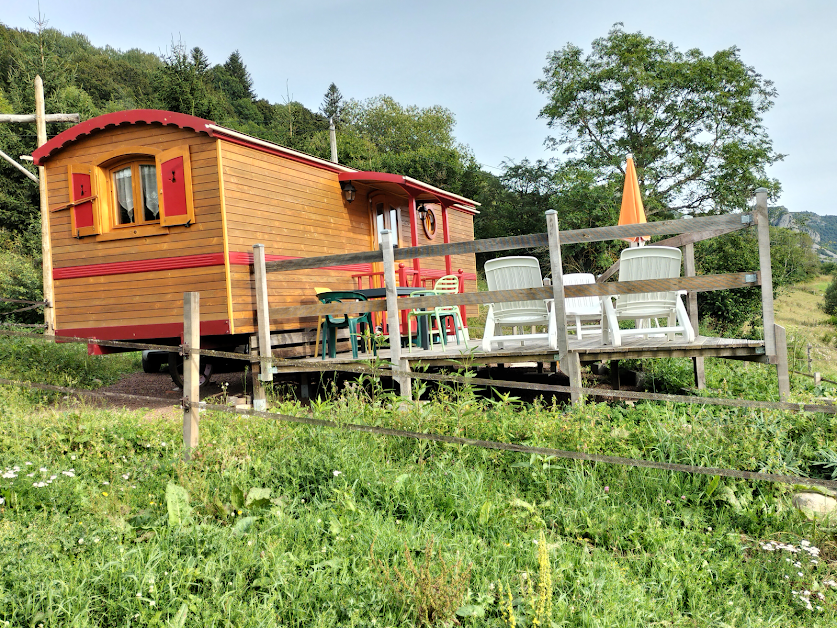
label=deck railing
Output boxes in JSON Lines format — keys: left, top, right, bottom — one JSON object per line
{"left": 252, "top": 188, "right": 785, "bottom": 401}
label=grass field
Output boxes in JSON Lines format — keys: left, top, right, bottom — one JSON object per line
{"left": 774, "top": 275, "right": 837, "bottom": 382}
{"left": 2, "top": 307, "right": 837, "bottom": 626}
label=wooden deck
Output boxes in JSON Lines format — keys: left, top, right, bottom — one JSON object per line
{"left": 273, "top": 333, "right": 767, "bottom": 373}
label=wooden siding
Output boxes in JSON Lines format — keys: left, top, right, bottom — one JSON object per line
{"left": 44, "top": 124, "right": 227, "bottom": 333}
{"left": 446, "top": 209, "right": 478, "bottom": 279}
{"left": 220, "top": 141, "right": 374, "bottom": 333}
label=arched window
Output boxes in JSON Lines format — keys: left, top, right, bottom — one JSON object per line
{"left": 108, "top": 159, "right": 160, "bottom": 226}
{"left": 64, "top": 145, "right": 195, "bottom": 239}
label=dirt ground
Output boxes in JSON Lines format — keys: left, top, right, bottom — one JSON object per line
{"left": 93, "top": 366, "right": 250, "bottom": 418}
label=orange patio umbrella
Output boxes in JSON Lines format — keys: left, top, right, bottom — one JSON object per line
{"left": 618, "top": 153, "right": 650, "bottom": 246}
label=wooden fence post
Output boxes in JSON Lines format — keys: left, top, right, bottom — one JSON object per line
{"left": 755, "top": 189, "right": 776, "bottom": 357}
{"left": 381, "top": 230, "right": 410, "bottom": 398}
{"left": 182, "top": 292, "right": 200, "bottom": 460}
{"left": 545, "top": 210, "right": 581, "bottom": 404}
{"left": 755, "top": 188, "right": 788, "bottom": 396}
{"left": 683, "top": 242, "right": 706, "bottom": 389}
{"left": 775, "top": 324, "right": 790, "bottom": 400}
{"left": 253, "top": 244, "right": 273, "bottom": 384}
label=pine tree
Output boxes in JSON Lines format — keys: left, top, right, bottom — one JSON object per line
{"left": 320, "top": 82, "right": 343, "bottom": 120}
{"left": 190, "top": 47, "right": 210, "bottom": 75}
{"left": 220, "top": 50, "right": 254, "bottom": 101}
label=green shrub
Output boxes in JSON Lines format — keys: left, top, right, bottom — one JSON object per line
{"left": 697, "top": 227, "right": 818, "bottom": 335}
{"left": 819, "top": 261, "right": 837, "bottom": 275}
{"left": 823, "top": 273, "right": 837, "bottom": 317}
{"left": 0, "top": 241, "right": 43, "bottom": 325}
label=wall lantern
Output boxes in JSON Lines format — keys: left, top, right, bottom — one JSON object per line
{"left": 340, "top": 181, "right": 356, "bottom": 203}
{"left": 417, "top": 203, "right": 437, "bottom": 239}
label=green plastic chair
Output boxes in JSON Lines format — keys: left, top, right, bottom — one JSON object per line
{"left": 317, "top": 291, "right": 377, "bottom": 359}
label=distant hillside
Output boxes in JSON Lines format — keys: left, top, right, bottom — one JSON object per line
{"left": 769, "top": 207, "right": 837, "bottom": 261}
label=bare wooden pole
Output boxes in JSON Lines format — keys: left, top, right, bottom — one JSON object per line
{"left": 0, "top": 148, "right": 38, "bottom": 182}
{"left": 253, "top": 244, "right": 273, "bottom": 385}
{"left": 755, "top": 189, "right": 776, "bottom": 357}
{"left": 250, "top": 338, "right": 266, "bottom": 411}
{"left": 329, "top": 117, "right": 338, "bottom": 163}
{"left": 381, "top": 229, "right": 409, "bottom": 397}
{"left": 35, "top": 76, "right": 55, "bottom": 335}
{"left": 183, "top": 292, "right": 200, "bottom": 460}
{"left": 0, "top": 113, "right": 80, "bottom": 123}
{"left": 683, "top": 242, "right": 705, "bottom": 389}
{"left": 545, "top": 210, "right": 580, "bottom": 404}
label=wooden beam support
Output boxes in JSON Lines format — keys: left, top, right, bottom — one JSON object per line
{"left": 0, "top": 113, "right": 80, "bottom": 123}
{"left": 182, "top": 292, "right": 200, "bottom": 461}
{"left": 264, "top": 214, "right": 754, "bottom": 274}
{"left": 0, "top": 148, "right": 38, "bottom": 183}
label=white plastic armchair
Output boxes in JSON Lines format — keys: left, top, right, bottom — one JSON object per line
{"left": 563, "top": 273, "right": 601, "bottom": 340}
{"left": 481, "top": 256, "right": 557, "bottom": 351}
{"left": 601, "top": 246, "right": 695, "bottom": 347}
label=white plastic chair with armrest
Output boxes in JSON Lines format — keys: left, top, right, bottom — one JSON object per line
{"left": 601, "top": 246, "right": 695, "bottom": 347}
{"left": 481, "top": 256, "right": 557, "bottom": 352}
{"left": 563, "top": 273, "right": 602, "bottom": 340}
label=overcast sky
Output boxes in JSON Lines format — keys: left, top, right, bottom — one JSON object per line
{"left": 5, "top": 0, "right": 836, "bottom": 215}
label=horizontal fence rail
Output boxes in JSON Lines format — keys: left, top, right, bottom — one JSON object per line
{"left": 1, "top": 373, "right": 835, "bottom": 491}
{"left": 267, "top": 272, "right": 761, "bottom": 320}
{"left": 597, "top": 223, "right": 754, "bottom": 283}
{"left": 264, "top": 213, "right": 754, "bottom": 273}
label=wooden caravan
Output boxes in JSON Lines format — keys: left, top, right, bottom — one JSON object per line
{"left": 33, "top": 109, "right": 479, "bottom": 358}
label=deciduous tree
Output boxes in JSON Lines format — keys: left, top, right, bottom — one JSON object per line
{"left": 537, "top": 24, "right": 782, "bottom": 216}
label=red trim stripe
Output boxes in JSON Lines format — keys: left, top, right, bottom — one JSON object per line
{"left": 54, "top": 252, "right": 374, "bottom": 280}
{"left": 53, "top": 253, "right": 227, "bottom": 280}
{"left": 57, "top": 319, "right": 231, "bottom": 344}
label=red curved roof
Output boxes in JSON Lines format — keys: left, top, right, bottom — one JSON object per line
{"left": 32, "top": 110, "right": 214, "bottom": 165}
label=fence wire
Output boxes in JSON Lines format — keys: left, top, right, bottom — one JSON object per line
{"left": 1, "top": 375, "right": 836, "bottom": 492}
{"left": 0, "top": 327, "right": 834, "bottom": 415}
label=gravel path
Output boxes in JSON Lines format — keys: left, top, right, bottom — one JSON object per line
{"left": 94, "top": 367, "right": 249, "bottom": 415}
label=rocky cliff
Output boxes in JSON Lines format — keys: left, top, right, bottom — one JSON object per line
{"left": 769, "top": 207, "right": 837, "bottom": 261}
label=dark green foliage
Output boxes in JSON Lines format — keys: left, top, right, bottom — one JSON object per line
{"left": 473, "top": 159, "right": 622, "bottom": 276}
{"left": 536, "top": 24, "right": 782, "bottom": 216}
{"left": 823, "top": 274, "right": 837, "bottom": 317}
{"left": 696, "top": 227, "right": 818, "bottom": 334}
{"left": 216, "top": 50, "right": 254, "bottom": 101}
{"left": 820, "top": 261, "right": 837, "bottom": 275}
{"left": 153, "top": 40, "right": 216, "bottom": 119}
{"left": 0, "top": 236, "right": 43, "bottom": 324}
{"left": 320, "top": 82, "right": 343, "bottom": 120}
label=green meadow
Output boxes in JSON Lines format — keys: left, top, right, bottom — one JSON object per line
{"left": 1, "top": 330, "right": 836, "bottom": 627}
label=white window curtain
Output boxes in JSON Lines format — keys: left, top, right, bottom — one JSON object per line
{"left": 114, "top": 167, "right": 134, "bottom": 223}
{"left": 139, "top": 165, "right": 159, "bottom": 220}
